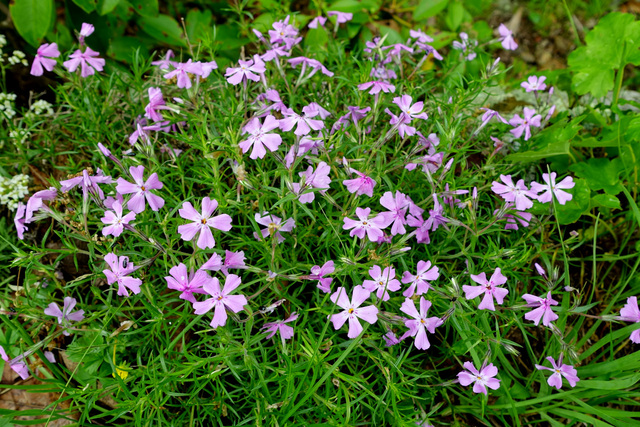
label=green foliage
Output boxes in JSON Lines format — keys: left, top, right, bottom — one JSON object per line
{"left": 9, "top": 0, "right": 54, "bottom": 47}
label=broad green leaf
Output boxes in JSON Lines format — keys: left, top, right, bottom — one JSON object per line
{"left": 97, "top": 0, "right": 120, "bottom": 15}
{"left": 376, "top": 24, "right": 403, "bottom": 45}
{"left": 9, "top": 0, "right": 54, "bottom": 47}
{"left": 569, "top": 157, "right": 624, "bottom": 195}
{"left": 591, "top": 194, "right": 621, "bottom": 209}
{"left": 130, "top": 0, "right": 159, "bottom": 17}
{"left": 305, "top": 27, "right": 329, "bottom": 58}
{"left": 445, "top": 2, "right": 465, "bottom": 31}
{"left": 414, "top": 0, "right": 449, "bottom": 21}
{"left": 186, "top": 9, "right": 213, "bottom": 43}
{"left": 505, "top": 116, "right": 583, "bottom": 162}
{"left": 72, "top": 0, "right": 97, "bottom": 13}
{"left": 139, "top": 14, "right": 187, "bottom": 47}
{"left": 555, "top": 178, "right": 590, "bottom": 224}
{"left": 107, "top": 37, "right": 150, "bottom": 62}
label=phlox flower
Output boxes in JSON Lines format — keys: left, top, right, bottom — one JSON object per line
{"left": 288, "top": 56, "right": 334, "bottom": 77}
{"left": 620, "top": 296, "right": 640, "bottom": 343}
{"left": 144, "top": 87, "right": 169, "bottom": 122}
{"left": 385, "top": 109, "right": 416, "bottom": 138}
{"left": 25, "top": 187, "right": 57, "bottom": 222}
{"left": 501, "top": 207, "right": 532, "bottom": 231}
{"left": 268, "top": 16, "right": 301, "bottom": 49}
{"left": 79, "top": 22, "right": 94, "bottom": 43}
{"left": 383, "top": 330, "right": 401, "bottom": 347}
{"left": 262, "top": 312, "right": 298, "bottom": 340}
{"left": 63, "top": 48, "right": 105, "bottom": 78}
{"left": 60, "top": 169, "right": 112, "bottom": 202}
{"left": 332, "top": 106, "right": 371, "bottom": 133}
{"left": 491, "top": 174, "right": 536, "bottom": 211}
{"left": 379, "top": 190, "right": 420, "bottom": 236}
{"left": 405, "top": 213, "right": 430, "bottom": 244}
{"left": 151, "top": 49, "right": 174, "bottom": 69}
{"left": 101, "top": 200, "right": 136, "bottom": 237}
{"left": 393, "top": 95, "right": 428, "bottom": 121}
{"left": 400, "top": 297, "right": 443, "bottom": 350}
{"left": 163, "top": 59, "right": 204, "bottom": 89}
{"left": 522, "top": 292, "right": 559, "bottom": 326}
{"left": 165, "top": 264, "right": 210, "bottom": 303}
{"left": 330, "top": 286, "right": 378, "bottom": 338}
{"left": 103, "top": 253, "right": 142, "bottom": 296}
{"left": 44, "top": 297, "right": 85, "bottom": 336}
{"left": 0, "top": 346, "right": 29, "bottom": 380}
{"left": 530, "top": 172, "right": 574, "bottom": 205}
{"left": 307, "top": 260, "right": 335, "bottom": 293}
{"left": 402, "top": 260, "right": 439, "bottom": 297}
{"left": 116, "top": 166, "right": 164, "bottom": 213}
{"left": 193, "top": 274, "right": 247, "bottom": 328}
{"left": 342, "top": 207, "right": 390, "bottom": 242}
{"left": 30, "top": 43, "right": 60, "bottom": 76}
{"left": 14, "top": 203, "right": 27, "bottom": 239}
{"left": 177, "top": 197, "right": 232, "bottom": 249}
{"left": 463, "top": 268, "right": 509, "bottom": 311}
{"left": 225, "top": 56, "right": 266, "bottom": 85}
{"left": 284, "top": 133, "right": 325, "bottom": 168}
{"left": 363, "top": 265, "right": 401, "bottom": 301}
{"left": 509, "top": 107, "right": 541, "bottom": 140}
{"left": 295, "top": 161, "right": 332, "bottom": 203}
{"left": 128, "top": 120, "right": 167, "bottom": 146}
{"left": 279, "top": 106, "right": 325, "bottom": 136}
{"left": 342, "top": 162, "right": 376, "bottom": 197}
{"left": 498, "top": 24, "right": 518, "bottom": 50}
{"left": 202, "top": 251, "right": 247, "bottom": 275}
{"left": 239, "top": 114, "right": 282, "bottom": 159}
{"left": 254, "top": 212, "right": 295, "bottom": 243}
{"left": 452, "top": 32, "right": 477, "bottom": 61}
{"left": 521, "top": 75, "right": 547, "bottom": 92}
{"left": 357, "top": 80, "right": 395, "bottom": 95}
{"left": 457, "top": 361, "right": 501, "bottom": 395}
{"left": 535, "top": 355, "right": 580, "bottom": 389}
{"left": 424, "top": 194, "right": 449, "bottom": 232}
{"left": 328, "top": 10, "right": 353, "bottom": 24}
{"left": 308, "top": 16, "right": 327, "bottom": 29}
{"left": 405, "top": 151, "right": 444, "bottom": 174}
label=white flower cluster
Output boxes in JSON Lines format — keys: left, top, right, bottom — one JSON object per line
{"left": 9, "top": 129, "right": 31, "bottom": 145}
{"left": 8, "top": 50, "right": 28, "bottom": 66}
{"left": 30, "top": 99, "right": 54, "bottom": 116}
{"left": 0, "top": 174, "right": 29, "bottom": 211}
{"left": 0, "top": 93, "right": 17, "bottom": 119}
{"left": 0, "top": 35, "right": 6, "bottom": 48}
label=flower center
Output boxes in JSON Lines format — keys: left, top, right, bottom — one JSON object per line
{"left": 217, "top": 296, "right": 224, "bottom": 301}
{"left": 141, "top": 186, "right": 146, "bottom": 191}
{"left": 362, "top": 221, "right": 368, "bottom": 226}
{"left": 348, "top": 308, "right": 354, "bottom": 314}
{"left": 201, "top": 218, "right": 207, "bottom": 224}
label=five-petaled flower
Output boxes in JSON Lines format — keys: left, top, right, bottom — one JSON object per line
{"left": 509, "top": 107, "right": 541, "bottom": 141}
{"left": 239, "top": 114, "right": 282, "bottom": 159}
{"left": 522, "top": 292, "right": 559, "bottom": 326}
{"left": 457, "top": 361, "right": 501, "bottom": 395}
{"left": 101, "top": 200, "right": 136, "bottom": 237}
{"left": 530, "top": 172, "right": 574, "bottom": 205}
{"left": 363, "top": 265, "right": 401, "bottom": 301}
{"left": 330, "top": 286, "right": 379, "bottom": 338}
{"left": 63, "top": 48, "right": 105, "bottom": 78}
{"left": 164, "top": 264, "right": 210, "bottom": 303}
{"left": 342, "top": 207, "right": 390, "bottom": 242}
{"left": 498, "top": 24, "right": 518, "bottom": 50}
{"left": 225, "top": 56, "right": 266, "bottom": 85}
{"left": 103, "top": 253, "right": 142, "bottom": 296}
{"left": 535, "top": 355, "right": 580, "bottom": 390}
{"left": 261, "top": 312, "right": 299, "bottom": 340}
{"left": 463, "top": 268, "right": 509, "bottom": 311}
{"left": 177, "top": 197, "right": 232, "bottom": 249}
{"left": 521, "top": 75, "right": 547, "bottom": 92}
{"left": 31, "top": 43, "right": 60, "bottom": 76}
{"left": 620, "top": 296, "right": 640, "bottom": 343}
{"left": 254, "top": 212, "right": 296, "bottom": 243}
{"left": 400, "top": 297, "right": 443, "bottom": 350}
{"left": 307, "top": 260, "right": 335, "bottom": 293}
{"left": 402, "top": 260, "right": 439, "bottom": 297}
{"left": 193, "top": 274, "right": 248, "bottom": 328}
{"left": 116, "top": 166, "right": 165, "bottom": 214}
{"left": 44, "top": 297, "right": 85, "bottom": 336}
{"left": 491, "top": 174, "right": 537, "bottom": 211}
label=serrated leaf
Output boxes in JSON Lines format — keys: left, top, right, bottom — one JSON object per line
{"left": 9, "top": 0, "right": 54, "bottom": 47}
{"left": 139, "top": 14, "right": 187, "bottom": 47}
{"left": 414, "top": 0, "right": 449, "bottom": 21}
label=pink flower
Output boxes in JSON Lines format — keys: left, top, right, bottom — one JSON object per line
{"left": 521, "top": 76, "right": 547, "bottom": 92}
{"left": 103, "top": 253, "right": 142, "bottom": 296}
{"left": 509, "top": 107, "right": 541, "bottom": 140}
{"left": 44, "top": 297, "right": 85, "bottom": 336}
{"left": 400, "top": 297, "right": 443, "bottom": 350}
{"left": 177, "top": 197, "right": 232, "bottom": 249}
{"left": 457, "top": 361, "right": 501, "bottom": 395}
{"left": 330, "top": 286, "right": 378, "bottom": 338}
{"left": 63, "top": 48, "right": 105, "bottom": 78}
{"left": 30, "top": 43, "right": 60, "bottom": 76}
{"left": 193, "top": 274, "right": 248, "bottom": 328}
{"left": 530, "top": 172, "right": 574, "bottom": 205}
{"left": 362, "top": 265, "right": 401, "bottom": 301}
{"left": 307, "top": 260, "right": 335, "bottom": 293}
{"left": 308, "top": 16, "right": 327, "bottom": 29}
{"left": 402, "top": 260, "right": 439, "bottom": 297}
{"left": 254, "top": 212, "right": 295, "bottom": 243}
{"left": 383, "top": 330, "right": 401, "bottom": 346}
{"left": 164, "top": 264, "right": 210, "bottom": 303}
{"left": 225, "top": 56, "right": 266, "bottom": 85}
{"left": 620, "top": 296, "right": 640, "bottom": 343}
{"left": 452, "top": 32, "right": 477, "bottom": 61}
{"left": 0, "top": 346, "right": 29, "bottom": 380}
{"left": 144, "top": 87, "right": 168, "bottom": 122}
{"left": 25, "top": 187, "right": 57, "bottom": 222}
{"left": 522, "top": 292, "right": 559, "bottom": 326}
{"left": 535, "top": 355, "right": 580, "bottom": 389}
{"left": 14, "top": 203, "right": 27, "bottom": 239}
{"left": 294, "top": 161, "right": 331, "bottom": 203}
{"left": 262, "top": 312, "right": 298, "bottom": 340}
{"left": 502, "top": 208, "right": 532, "bottom": 231}
{"left": 115, "top": 166, "right": 164, "bottom": 214}
{"left": 163, "top": 59, "right": 204, "bottom": 89}
{"left": 385, "top": 109, "right": 416, "bottom": 138}
{"left": 151, "top": 49, "right": 175, "bottom": 69}
{"left": 288, "top": 56, "right": 334, "bottom": 77}
{"left": 343, "top": 163, "right": 376, "bottom": 197}
{"left": 279, "top": 106, "right": 325, "bottom": 136}
{"left": 498, "top": 24, "right": 518, "bottom": 50}
{"left": 463, "top": 268, "right": 509, "bottom": 311}
{"left": 60, "top": 169, "right": 112, "bottom": 202}
{"left": 79, "top": 23, "right": 95, "bottom": 39}
{"left": 328, "top": 11, "right": 353, "bottom": 24}
{"left": 379, "top": 190, "right": 415, "bottom": 235}
{"left": 101, "top": 200, "right": 136, "bottom": 237}
{"left": 358, "top": 80, "right": 396, "bottom": 95}
{"left": 239, "top": 114, "right": 282, "bottom": 159}
{"left": 491, "top": 174, "right": 536, "bottom": 211}
{"left": 342, "top": 207, "right": 390, "bottom": 241}
{"left": 393, "top": 95, "right": 428, "bottom": 121}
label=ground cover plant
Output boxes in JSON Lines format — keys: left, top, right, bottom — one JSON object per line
{"left": 1, "top": 1, "right": 640, "bottom": 425}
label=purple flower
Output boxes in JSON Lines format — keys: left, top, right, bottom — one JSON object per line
{"left": 307, "top": 260, "right": 335, "bottom": 293}
{"left": 44, "top": 297, "right": 85, "bottom": 336}
{"left": 79, "top": 23, "right": 94, "bottom": 39}
{"left": 463, "top": 268, "right": 509, "bottom": 311}
{"left": 193, "top": 274, "right": 248, "bottom": 328}
{"left": 268, "top": 16, "right": 301, "bottom": 49}
{"left": 385, "top": 109, "right": 416, "bottom": 138}
{"left": 620, "top": 296, "right": 640, "bottom": 343}
{"left": 530, "top": 172, "right": 574, "bottom": 205}
{"left": 406, "top": 213, "right": 430, "bottom": 244}
{"left": 342, "top": 207, "right": 390, "bottom": 241}
{"left": 424, "top": 194, "right": 449, "bottom": 231}
{"left": 491, "top": 174, "right": 536, "bottom": 211}
{"left": 383, "top": 330, "right": 401, "bottom": 346}
{"left": 522, "top": 292, "right": 559, "bottom": 326}
{"left": 288, "top": 56, "right": 334, "bottom": 78}
{"left": 103, "top": 253, "right": 142, "bottom": 297}
{"left": 144, "top": 87, "right": 168, "bottom": 122}
{"left": 14, "top": 203, "right": 27, "bottom": 239}
{"left": 343, "top": 162, "right": 376, "bottom": 197}
{"left": 279, "top": 106, "right": 325, "bottom": 136}
{"left": 502, "top": 207, "right": 532, "bottom": 230}
{"left": 115, "top": 166, "right": 164, "bottom": 213}
{"left": 164, "top": 264, "right": 209, "bottom": 303}
{"left": 328, "top": 11, "right": 353, "bottom": 24}
{"left": 254, "top": 212, "right": 295, "bottom": 243}
{"left": 30, "top": 43, "right": 60, "bottom": 76}
{"left": 225, "top": 56, "right": 266, "bottom": 85}
{"left": 262, "top": 312, "right": 298, "bottom": 340}
{"left": 379, "top": 191, "right": 412, "bottom": 235}
{"left": 535, "top": 355, "right": 580, "bottom": 389}
{"left": 362, "top": 265, "right": 401, "bottom": 301}
{"left": 332, "top": 106, "right": 371, "bottom": 133}
{"left": 357, "top": 80, "right": 396, "bottom": 95}
{"left": 330, "top": 286, "right": 378, "bottom": 338}
{"left": 402, "top": 260, "right": 439, "bottom": 297}
{"left": 163, "top": 59, "right": 204, "bottom": 89}
{"left": 295, "top": 161, "right": 332, "bottom": 203}
{"left": 400, "top": 297, "right": 443, "bottom": 350}
{"left": 101, "top": 200, "right": 136, "bottom": 237}
{"left": 498, "top": 24, "right": 518, "bottom": 50}
{"left": 177, "top": 197, "right": 232, "bottom": 249}
{"left": 25, "top": 187, "right": 57, "bottom": 222}
{"left": 393, "top": 95, "right": 428, "bottom": 121}
{"left": 521, "top": 76, "right": 547, "bottom": 92}
{"left": 308, "top": 16, "right": 327, "bottom": 29}
{"left": 63, "top": 48, "right": 105, "bottom": 78}
{"left": 458, "top": 361, "right": 501, "bottom": 395}
{"left": 509, "top": 107, "right": 541, "bottom": 141}
{"left": 452, "top": 32, "right": 477, "bottom": 61}
{"left": 60, "top": 169, "right": 112, "bottom": 201}
{"left": 0, "top": 346, "right": 29, "bottom": 380}
{"left": 239, "top": 115, "right": 282, "bottom": 159}
{"left": 151, "top": 49, "right": 175, "bottom": 70}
